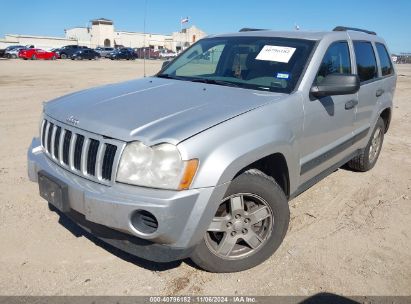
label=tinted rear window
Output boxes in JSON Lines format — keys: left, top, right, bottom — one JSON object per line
{"left": 353, "top": 41, "right": 378, "bottom": 83}
{"left": 376, "top": 43, "right": 394, "bottom": 76}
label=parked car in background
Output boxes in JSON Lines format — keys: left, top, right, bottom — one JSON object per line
{"left": 19, "top": 48, "right": 57, "bottom": 60}
{"left": 107, "top": 48, "right": 137, "bottom": 60}
{"left": 95, "top": 47, "right": 115, "bottom": 58}
{"left": 71, "top": 49, "right": 101, "bottom": 60}
{"left": 135, "top": 47, "right": 160, "bottom": 59}
{"left": 5, "top": 45, "right": 28, "bottom": 59}
{"left": 159, "top": 49, "right": 177, "bottom": 59}
{"left": 55, "top": 45, "right": 88, "bottom": 59}
{"left": 0, "top": 48, "right": 5, "bottom": 58}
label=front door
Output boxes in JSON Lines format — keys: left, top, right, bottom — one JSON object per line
{"left": 300, "top": 41, "right": 357, "bottom": 182}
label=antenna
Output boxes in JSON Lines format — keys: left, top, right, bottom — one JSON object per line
{"left": 143, "top": 0, "right": 148, "bottom": 77}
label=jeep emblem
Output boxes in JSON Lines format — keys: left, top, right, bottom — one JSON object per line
{"left": 66, "top": 115, "right": 79, "bottom": 126}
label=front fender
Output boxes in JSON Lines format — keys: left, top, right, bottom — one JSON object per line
{"left": 178, "top": 94, "right": 303, "bottom": 194}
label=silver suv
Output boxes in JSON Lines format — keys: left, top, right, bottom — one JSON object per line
{"left": 28, "top": 26, "right": 396, "bottom": 272}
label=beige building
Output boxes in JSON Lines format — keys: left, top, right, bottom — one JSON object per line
{"left": 66, "top": 18, "right": 206, "bottom": 51}
{"left": 0, "top": 18, "right": 207, "bottom": 52}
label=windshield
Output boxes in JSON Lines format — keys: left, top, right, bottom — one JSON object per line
{"left": 158, "top": 36, "right": 316, "bottom": 93}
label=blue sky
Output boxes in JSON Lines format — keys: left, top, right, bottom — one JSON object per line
{"left": 1, "top": 0, "right": 410, "bottom": 53}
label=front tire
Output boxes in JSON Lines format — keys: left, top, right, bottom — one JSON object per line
{"left": 348, "top": 117, "right": 385, "bottom": 172}
{"left": 60, "top": 53, "right": 67, "bottom": 59}
{"left": 190, "top": 169, "right": 290, "bottom": 273}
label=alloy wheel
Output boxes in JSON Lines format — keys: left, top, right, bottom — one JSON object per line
{"left": 205, "top": 193, "right": 273, "bottom": 260}
{"left": 369, "top": 126, "right": 382, "bottom": 163}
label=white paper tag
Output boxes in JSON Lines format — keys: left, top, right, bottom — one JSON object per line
{"left": 256, "top": 45, "right": 296, "bottom": 63}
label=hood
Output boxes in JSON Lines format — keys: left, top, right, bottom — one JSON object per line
{"left": 45, "top": 77, "right": 285, "bottom": 145}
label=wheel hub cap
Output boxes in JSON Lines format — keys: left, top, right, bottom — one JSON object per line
{"left": 205, "top": 193, "right": 273, "bottom": 260}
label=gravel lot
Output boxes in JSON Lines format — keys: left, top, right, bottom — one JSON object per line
{"left": 0, "top": 59, "right": 410, "bottom": 296}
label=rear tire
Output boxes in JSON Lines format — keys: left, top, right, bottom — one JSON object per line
{"left": 348, "top": 117, "right": 385, "bottom": 172}
{"left": 31, "top": 55, "right": 37, "bottom": 60}
{"left": 190, "top": 169, "right": 290, "bottom": 273}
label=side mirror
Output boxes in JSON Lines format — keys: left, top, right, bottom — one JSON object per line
{"left": 310, "top": 74, "right": 360, "bottom": 98}
{"left": 161, "top": 60, "right": 171, "bottom": 70}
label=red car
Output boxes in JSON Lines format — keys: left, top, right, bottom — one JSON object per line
{"left": 18, "top": 48, "right": 58, "bottom": 60}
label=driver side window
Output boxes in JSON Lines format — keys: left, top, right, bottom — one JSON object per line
{"left": 175, "top": 44, "right": 225, "bottom": 77}
{"left": 316, "top": 41, "right": 351, "bottom": 84}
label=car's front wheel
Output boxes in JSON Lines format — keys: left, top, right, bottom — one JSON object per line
{"left": 190, "top": 169, "right": 290, "bottom": 273}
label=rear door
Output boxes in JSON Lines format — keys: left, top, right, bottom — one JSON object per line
{"left": 352, "top": 41, "right": 381, "bottom": 138}
{"left": 375, "top": 42, "right": 396, "bottom": 114}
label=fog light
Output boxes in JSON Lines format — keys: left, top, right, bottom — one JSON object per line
{"left": 131, "top": 210, "right": 158, "bottom": 234}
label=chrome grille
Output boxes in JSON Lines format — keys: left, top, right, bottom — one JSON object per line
{"left": 40, "top": 118, "right": 123, "bottom": 185}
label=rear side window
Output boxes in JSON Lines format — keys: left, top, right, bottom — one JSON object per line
{"left": 316, "top": 41, "right": 351, "bottom": 84}
{"left": 353, "top": 41, "right": 378, "bottom": 82}
{"left": 376, "top": 43, "right": 394, "bottom": 76}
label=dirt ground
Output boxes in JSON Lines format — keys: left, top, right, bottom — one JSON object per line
{"left": 0, "top": 59, "right": 410, "bottom": 296}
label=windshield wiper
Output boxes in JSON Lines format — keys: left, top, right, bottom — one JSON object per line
{"left": 190, "top": 78, "right": 240, "bottom": 88}
{"left": 156, "top": 73, "right": 175, "bottom": 79}
{"left": 156, "top": 74, "right": 189, "bottom": 81}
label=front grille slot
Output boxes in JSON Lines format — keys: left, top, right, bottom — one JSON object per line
{"left": 41, "top": 119, "right": 121, "bottom": 184}
{"left": 46, "top": 123, "right": 54, "bottom": 153}
{"left": 62, "top": 131, "right": 72, "bottom": 165}
{"left": 102, "top": 144, "right": 117, "bottom": 180}
{"left": 87, "top": 139, "right": 99, "bottom": 176}
{"left": 74, "top": 135, "right": 84, "bottom": 170}
{"left": 53, "top": 127, "right": 61, "bottom": 160}
{"left": 41, "top": 121, "right": 47, "bottom": 147}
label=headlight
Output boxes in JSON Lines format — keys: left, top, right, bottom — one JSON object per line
{"left": 117, "top": 142, "right": 198, "bottom": 190}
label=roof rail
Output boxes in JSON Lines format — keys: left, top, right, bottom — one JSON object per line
{"left": 333, "top": 26, "right": 376, "bottom": 35}
{"left": 239, "top": 28, "right": 267, "bottom": 32}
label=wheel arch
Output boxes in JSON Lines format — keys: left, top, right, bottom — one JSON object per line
{"left": 380, "top": 107, "right": 391, "bottom": 133}
{"left": 233, "top": 153, "right": 290, "bottom": 198}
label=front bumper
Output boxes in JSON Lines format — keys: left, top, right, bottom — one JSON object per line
{"left": 28, "top": 137, "right": 228, "bottom": 262}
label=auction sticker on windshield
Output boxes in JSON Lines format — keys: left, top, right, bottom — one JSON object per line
{"left": 256, "top": 45, "right": 296, "bottom": 63}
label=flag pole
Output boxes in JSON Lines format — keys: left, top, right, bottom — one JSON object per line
{"left": 143, "top": 0, "right": 148, "bottom": 77}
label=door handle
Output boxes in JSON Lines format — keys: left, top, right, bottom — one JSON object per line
{"left": 376, "top": 89, "right": 385, "bottom": 97}
{"left": 345, "top": 99, "right": 358, "bottom": 110}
